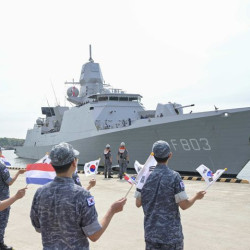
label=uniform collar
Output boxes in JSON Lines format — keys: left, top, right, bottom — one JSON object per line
{"left": 54, "top": 176, "right": 74, "bottom": 184}
{"left": 156, "top": 163, "right": 169, "bottom": 170}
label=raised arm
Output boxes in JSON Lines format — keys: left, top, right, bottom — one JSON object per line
{"left": 88, "top": 198, "right": 127, "bottom": 242}
{"left": 0, "top": 188, "right": 26, "bottom": 211}
{"left": 178, "top": 191, "right": 206, "bottom": 210}
{"left": 8, "top": 169, "right": 26, "bottom": 186}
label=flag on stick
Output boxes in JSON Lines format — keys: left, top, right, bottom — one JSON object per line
{"left": 196, "top": 164, "right": 214, "bottom": 184}
{"left": 84, "top": 159, "right": 100, "bottom": 176}
{"left": 124, "top": 173, "right": 137, "bottom": 185}
{"left": 136, "top": 153, "right": 157, "bottom": 190}
{"left": 0, "top": 155, "right": 11, "bottom": 167}
{"left": 196, "top": 164, "right": 227, "bottom": 190}
{"left": 134, "top": 160, "right": 143, "bottom": 174}
{"left": 26, "top": 154, "right": 56, "bottom": 185}
{"left": 124, "top": 184, "right": 134, "bottom": 198}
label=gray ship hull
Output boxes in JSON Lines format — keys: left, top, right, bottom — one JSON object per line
{"left": 15, "top": 107, "right": 250, "bottom": 177}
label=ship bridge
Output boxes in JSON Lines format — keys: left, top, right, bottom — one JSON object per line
{"left": 88, "top": 93, "right": 142, "bottom": 103}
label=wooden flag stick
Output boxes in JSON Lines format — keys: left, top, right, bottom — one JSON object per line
{"left": 124, "top": 184, "right": 134, "bottom": 198}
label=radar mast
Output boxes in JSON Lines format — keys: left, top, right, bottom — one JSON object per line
{"left": 89, "top": 44, "right": 94, "bottom": 62}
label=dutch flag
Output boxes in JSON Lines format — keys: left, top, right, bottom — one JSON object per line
{"left": 26, "top": 155, "right": 56, "bottom": 185}
{"left": 0, "top": 155, "right": 11, "bottom": 167}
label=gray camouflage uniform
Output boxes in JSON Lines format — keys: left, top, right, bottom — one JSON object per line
{"left": 30, "top": 142, "right": 102, "bottom": 250}
{"left": 139, "top": 163, "right": 188, "bottom": 250}
{"left": 30, "top": 176, "right": 101, "bottom": 250}
{"left": 0, "top": 162, "right": 12, "bottom": 244}
{"left": 72, "top": 172, "right": 82, "bottom": 187}
{"left": 104, "top": 151, "right": 112, "bottom": 177}
{"left": 117, "top": 149, "right": 129, "bottom": 179}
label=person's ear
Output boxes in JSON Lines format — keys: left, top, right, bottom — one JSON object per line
{"left": 168, "top": 152, "right": 173, "bottom": 159}
{"left": 72, "top": 158, "right": 77, "bottom": 169}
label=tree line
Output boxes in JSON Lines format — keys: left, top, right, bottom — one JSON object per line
{"left": 0, "top": 137, "right": 25, "bottom": 149}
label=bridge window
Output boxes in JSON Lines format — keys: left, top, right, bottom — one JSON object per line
{"left": 129, "top": 97, "right": 138, "bottom": 102}
{"left": 98, "top": 96, "right": 108, "bottom": 101}
{"left": 119, "top": 97, "right": 129, "bottom": 101}
{"left": 109, "top": 96, "right": 119, "bottom": 101}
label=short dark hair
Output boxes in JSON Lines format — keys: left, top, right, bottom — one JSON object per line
{"left": 52, "top": 161, "right": 73, "bottom": 174}
{"left": 154, "top": 156, "right": 169, "bottom": 163}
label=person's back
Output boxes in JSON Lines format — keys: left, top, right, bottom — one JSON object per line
{"left": 30, "top": 142, "right": 126, "bottom": 250}
{"left": 135, "top": 140, "right": 206, "bottom": 250}
{"left": 31, "top": 177, "right": 97, "bottom": 249}
{"left": 141, "top": 164, "right": 183, "bottom": 245}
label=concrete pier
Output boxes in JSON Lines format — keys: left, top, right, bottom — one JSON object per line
{"left": 4, "top": 170, "right": 250, "bottom": 250}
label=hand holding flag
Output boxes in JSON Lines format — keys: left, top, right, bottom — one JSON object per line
{"left": 196, "top": 164, "right": 227, "bottom": 190}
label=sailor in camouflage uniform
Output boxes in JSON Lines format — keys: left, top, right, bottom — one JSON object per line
{"left": 0, "top": 146, "right": 26, "bottom": 250}
{"left": 117, "top": 142, "right": 129, "bottom": 180}
{"left": 72, "top": 171, "right": 82, "bottom": 186}
{"left": 30, "top": 142, "right": 127, "bottom": 250}
{"left": 71, "top": 158, "right": 96, "bottom": 189}
{"left": 103, "top": 144, "right": 112, "bottom": 178}
{"left": 135, "top": 141, "right": 206, "bottom": 250}
{"left": 72, "top": 171, "right": 96, "bottom": 190}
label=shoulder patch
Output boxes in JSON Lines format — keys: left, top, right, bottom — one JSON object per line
{"left": 4, "top": 168, "right": 9, "bottom": 173}
{"left": 87, "top": 196, "right": 95, "bottom": 207}
{"left": 180, "top": 181, "right": 185, "bottom": 189}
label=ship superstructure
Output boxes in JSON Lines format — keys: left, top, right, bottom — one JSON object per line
{"left": 15, "top": 46, "right": 250, "bottom": 177}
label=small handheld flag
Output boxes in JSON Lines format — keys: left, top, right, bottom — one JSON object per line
{"left": 26, "top": 155, "right": 56, "bottom": 185}
{"left": 0, "top": 155, "right": 11, "bottom": 167}
{"left": 84, "top": 159, "right": 100, "bottom": 176}
{"left": 196, "top": 164, "right": 227, "bottom": 190}
{"left": 134, "top": 160, "right": 143, "bottom": 174}
{"left": 123, "top": 173, "right": 137, "bottom": 198}
{"left": 124, "top": 173, "right": 137, "bottom": 185}
{"left": 136, "top": 153, "right": 157, "bottom": 190}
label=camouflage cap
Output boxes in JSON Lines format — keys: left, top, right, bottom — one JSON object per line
{"left": 152, "top": 140, "right": 171, "bottom": 158}
{"left": 49, "top": 142, "right": 79, "bottom": 166}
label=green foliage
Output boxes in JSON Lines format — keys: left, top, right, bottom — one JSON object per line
{"left": 0, "top": 137, "right": 25, "bottom": 148}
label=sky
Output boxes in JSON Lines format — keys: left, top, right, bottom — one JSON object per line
{"left": 0, "top": 0, "right": 250, "bottom": 139}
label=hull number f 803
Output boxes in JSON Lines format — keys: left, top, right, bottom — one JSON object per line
{"left": 170, "top": 138, "right": 211, "bottom": 151}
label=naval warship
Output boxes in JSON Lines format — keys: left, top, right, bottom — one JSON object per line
{"left": 15, "top": 46, "right": 250, "bottom": 177}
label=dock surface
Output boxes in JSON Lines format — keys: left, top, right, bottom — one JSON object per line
{"left": 5, "top": 170, "right": 250, "bottom": 250}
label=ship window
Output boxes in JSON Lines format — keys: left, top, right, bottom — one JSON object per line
{"left": 41, "top": 107, "right": 55, "bottom": 117}
{"left": 90, "top": 107, "right": 94, "bottom": 110}
{"left": 129, "top": 97, "right": 138, "bottom": 102}
{"left": 119, "top": 97, "right": 129, "bottom": 101}
{"left": 98, "top": 96, "right": 108, "bottom": 101}
{"left": 109, "top": 96, "right": 119, "bottom": 101}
